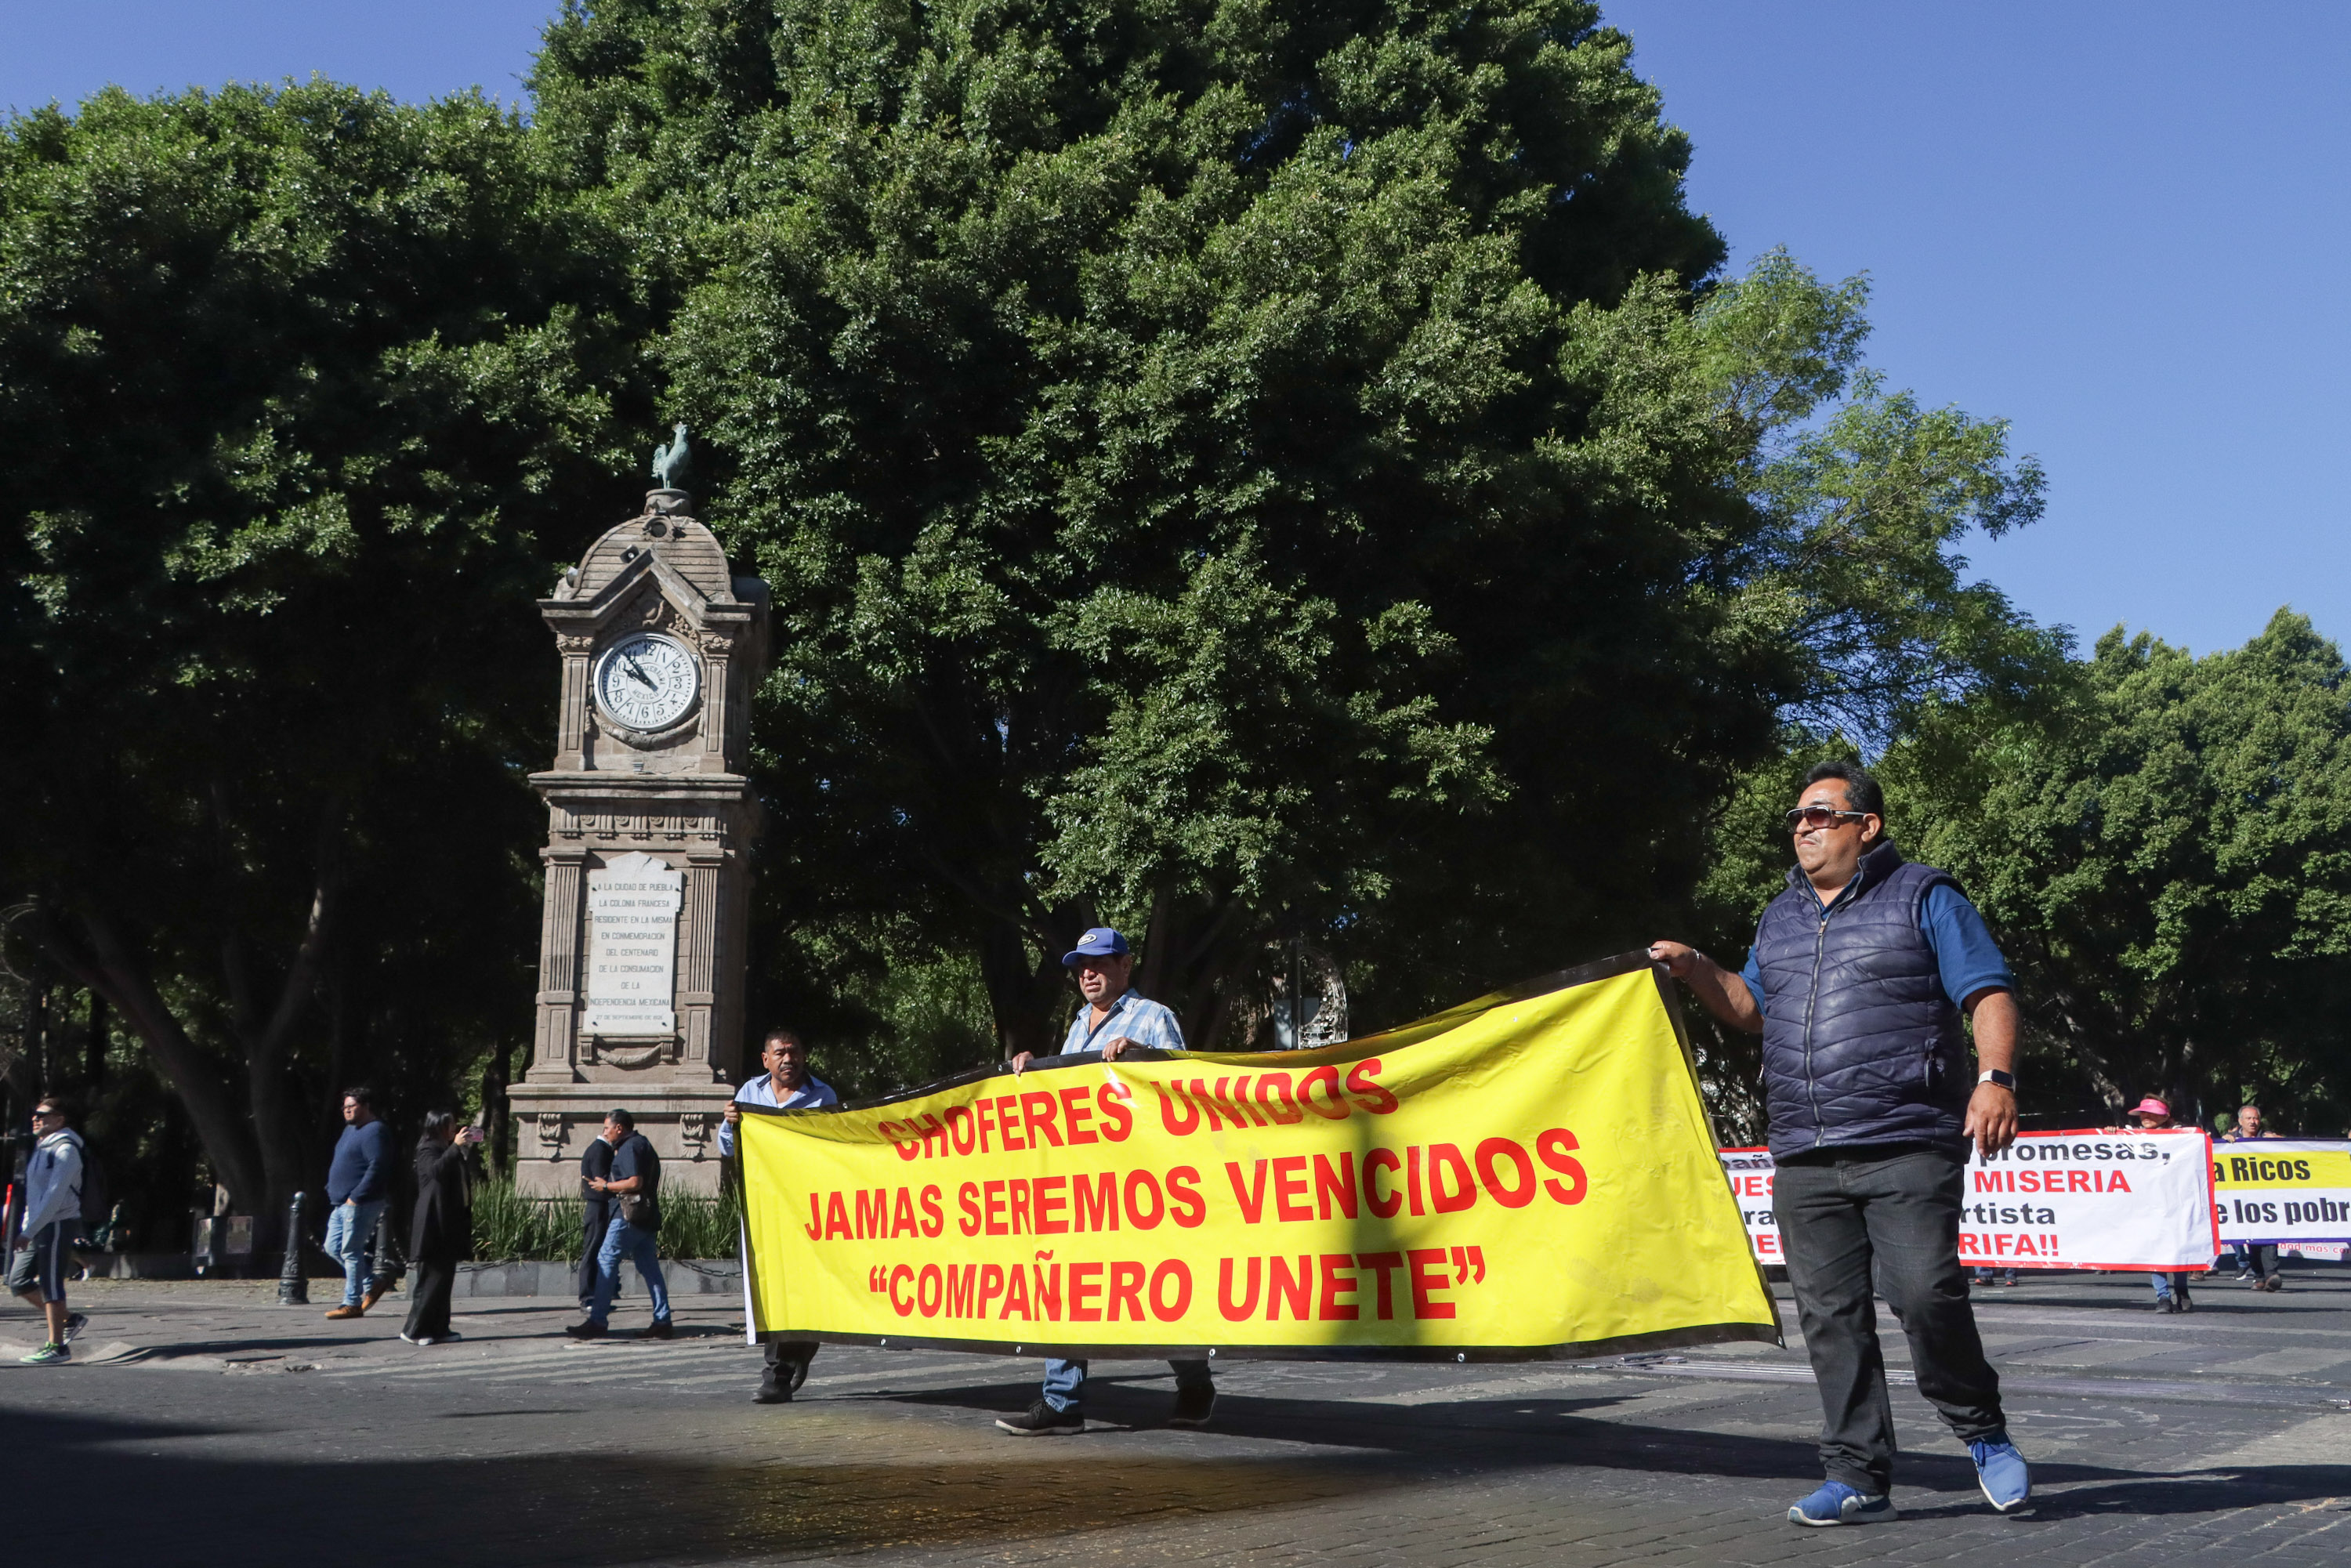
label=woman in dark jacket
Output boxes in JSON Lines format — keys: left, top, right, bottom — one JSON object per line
{"left": 400, "top": 1112, "right": 483, "bottom": 1346}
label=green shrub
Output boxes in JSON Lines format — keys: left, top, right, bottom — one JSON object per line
{"left": 469, "top": 1179, "right": 741, "bottom": 1261}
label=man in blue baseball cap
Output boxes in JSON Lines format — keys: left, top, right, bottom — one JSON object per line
{"left": 995, "top": 925, "right": 1210, "bottom": 1435}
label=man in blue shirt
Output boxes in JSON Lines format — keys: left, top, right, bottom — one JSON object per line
{"left": 721, "top": 1027, "right": 841, "bottom": 1402}
{"left": 322, "top": 1088, "right": 391, "bottom": 1320}
{"left": 1651, "top": 762, "right": 2030, "bottom": 1526}
{"left": 569, "top": 1109, "right": 674, "bottom": 1340}
{"left": 994, "top": 926, "right": 1204, "bottom": 1436}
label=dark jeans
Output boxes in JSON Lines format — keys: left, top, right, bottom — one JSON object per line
{"left": 1776, "top": 1146, "right": 2007, "bottom": 1494}
{"left": 763, "top": 1339, "right": 818, "bottom": 1397}
{"left": 2241, "top": 1243, "right": 2280, "bottom": 1282}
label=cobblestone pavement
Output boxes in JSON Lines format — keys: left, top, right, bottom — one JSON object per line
{"left": 4, "top": 1267, "right": 2348, "bottom": 1566}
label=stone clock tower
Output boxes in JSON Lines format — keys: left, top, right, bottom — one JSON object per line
{"left": 509, "top": 449, "right": 768, "bottom": 1197}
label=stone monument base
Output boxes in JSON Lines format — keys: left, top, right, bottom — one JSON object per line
{"left": 507, "top": 1081, "right": 737, "bottom": 1199}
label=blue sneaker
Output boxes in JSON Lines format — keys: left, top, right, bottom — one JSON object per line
{"left": 1787, "top": 1481, "right": 1896, "bottom": 1526}
{"left": 1969, "top": 1436, "right": 2030, "bottom": 1512}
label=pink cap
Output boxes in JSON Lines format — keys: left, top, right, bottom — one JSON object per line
{"left": 2130, "top": 1096, "right": 2170, "bottom": 1119}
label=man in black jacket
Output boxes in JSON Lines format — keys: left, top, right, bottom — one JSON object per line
{"left": 1652, "top": 762, "right": 2030, "bottom": 1526}
{"left": 566, "top": 1110, "right": 673, "bottom": 1341}
{"left": 576, "top": 1132, "right": 614, "bottom": 1313}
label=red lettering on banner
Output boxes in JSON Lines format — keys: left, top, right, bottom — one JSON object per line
{"left": 1020, "top": 1091, "right": 1064, "bottom": 1146}
{"left": 1097, "top": 1083, "right": 1133, "bottom": 1141}
{"left": 975, "top": 1099, "right": 997, "bottom": 1155}
{"left": 1538, "top": 1128, "right": 1587, "bottom": 1204}
{"left": 1273, "top": 1155, "right": 1313, "bottom": 1221}
{"left": 1429, "top": 1143, "right": 1477, "bottom": 1213}
{"left": 804, "top": 1193, "right": 822, "bottom": 1240}
{"left": 1365, "top": 1148, "right": 1404, "bottom": 1219}
{"left": 1407, "top": 1144, "right": 1425, "bottom": 1215}
{"left": 1357, "top": 1250, "right": 1404, "bottom": 1319}
{"left": 1299, "top": 1066, "right": 1349, "bottom": 1120}
{"left": 1346, "top": 1059, "right": 1401, "bottom": 1114}
{"left": 1150, "top": 1260, "right": 1193, "bottom": 1321}
{"left": 1060, "top": 1087, "right": 1097, "bottom": 1144}
{"left": 1033, "top": 1261, "right": 1062, "bottom": 1320}
{"left": 1031, "top": 1175, "right": 1069, "bottom": 1234}
{"left": 891, "top": 1186, "right": 918, "bottom": 1237}
{"left": 978, "top": 1263, "right": 1006, "bottom": 1316}
{"left": 1257, "top": 1071, "right": 1304, "bottom": 1124}
{"left": 1168, "top": 1167, "right": 1208, "bottom": 1227}
{"left": 1476, "top": 1139, "right": 1538, "bottom": 1208}
{"left": 889, "top": 1264, "right": 915, "bottom": 1316}
{"left": 1407, "top": 1248, "right": 1456, "bottom": 1318}
{"left": 1074, "top": 1172, "right": 1118, "bottom": 1232}
{"left": 1107, "top": 1260, "right": 1147, "bottom": 1321}
{"left": 983, "top": 1180, "right": 1009, "bottom": 1237}
{"left": 1318, "top": 1254, "right": 1360, "bottom": 1320}
{"left": 995, "top": 1095, "right": 1026, "bottom": 1152}
{"left": 1125, "top": 1168, "right": 1166, "bottom": 1229}
{"left": 1008, "top": 1178, "right": 1033, "bottom": 1235}
{"left": 824, "top": 1192, "right": 853, "bottom": 1240}
{"left": 945, "top": 1263, "right": 977, "bottom": 1317}
{"left": 1068, "top": 1262, "right": 1104, "bottom": 1321}
{"left": 1219, "top": 1256, "right": 1262, "bottom": 1320}
{"left": 1155, "top": 1083, "right": 1201, "bottom": 1137}
{"left": 918, "top": 1263, "right": 943, "bottom": 1317}
{"left": 1001, "top": 1262, "right": 1031, "bottom": 1319}
{"left": 1268, "top": 1255, "right": 1312, "bottom": 1320}
{"left": 920, "top": 1185, "right": 944, "bottom": 1237}
{"left": 855, "top": 1187, "right": 887, "bottom": 1240}
{"left": 1227, "top": 1160, "right": 1270, "bottom": 1223}
{"left": 1314, "top": 1153, "right": 1358, "bottom": 1219}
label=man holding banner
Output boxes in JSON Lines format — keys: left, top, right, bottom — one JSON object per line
{"left": 1653, "top": 761, "right": 2031, "bottom": 1526}
{"left": 995, "top": 925, "right": 1210, "bottom": 1436}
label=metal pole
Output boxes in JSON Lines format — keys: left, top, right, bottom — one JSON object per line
{"left": 277, "top": 1190, "right": 308, "bottom": 1305}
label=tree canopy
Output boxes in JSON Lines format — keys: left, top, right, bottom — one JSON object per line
{"left": 0, "top": 81, "right": 635, "bottom": 1229}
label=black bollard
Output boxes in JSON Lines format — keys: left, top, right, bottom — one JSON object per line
{"left": 277, "top": 1191, "right": 309, "bottom": 1305}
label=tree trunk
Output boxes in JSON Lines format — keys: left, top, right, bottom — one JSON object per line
{"left": 59, "top": 911, "right": 266, "bottom": 1212}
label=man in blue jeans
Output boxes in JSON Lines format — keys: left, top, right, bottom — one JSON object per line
{"left": 322, "top": 1088, "right": 391, "bottom": 1320}
{"left": 994, "top": 926, "right": 1208, "bottom": 1436}
{"left": 567, "top": 1109, "right": 673, "bottom": 1340}
{"left": 1653, "top": 761, "right": 2032, "bottom": 1525}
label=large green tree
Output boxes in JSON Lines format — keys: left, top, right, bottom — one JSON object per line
{"left": 0, "top": 81, "right": 635, "bottom": 1232}
{"left": 1880, "top": 614, "right": 2351, "bottom": 1132}
{"left": 531, "top": 0, "right": 1848, "bottom": 1057}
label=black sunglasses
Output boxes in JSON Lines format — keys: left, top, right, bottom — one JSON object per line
{"left": 1784, "top": 805, "right": 1869, "bottom": 831}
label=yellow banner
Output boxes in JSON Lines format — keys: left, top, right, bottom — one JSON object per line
{"left": 740, "top": 955, "right": 1780, "bottom": 1360}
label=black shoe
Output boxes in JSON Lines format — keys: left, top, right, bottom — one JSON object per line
{"left": 62, "top": 1313, "right": 89, "bottom": 1344}
{"left": 565, "top": 1320, "right": 609, "bottom": 1340}
{"left": 752, "top": 1385, "right": 792, "bottom": 1404}
{"left": 641, "top": 1319, "right": 676, "bottom": 1339}
{"left": 1168, "top": 1385, "right": 1217, "bottom": 1429}
{"left": 994, "top": 1400, "right": 1085, "bottom": 1436}
{"left": 2177, "top": 1289, "right": 2194, "bottom": 1313}
{"left": 2154, "top": 1298, "right": 2177, "bottom": 1313}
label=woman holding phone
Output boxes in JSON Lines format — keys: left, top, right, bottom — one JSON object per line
{"left": 400, "top": 1112, "right": 484, "bottom": 1346}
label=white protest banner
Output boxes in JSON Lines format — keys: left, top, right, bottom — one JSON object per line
{"left": 2211, "top": 1140, "right": 2351, "bottom": 1248}
{"left": 1719, "top": 1128, "right": 2218, "bottom": 1272}
{"left": 1719, "top": 1148, "right": 1781, "bottom": 1263}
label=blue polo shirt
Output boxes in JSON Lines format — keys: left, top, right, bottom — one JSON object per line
{"left": 1741, "top": 881, "right": 2013, "bottom": 1012}
{"left": 1056, "top": 990, "right": 1184, "bottom": 1056}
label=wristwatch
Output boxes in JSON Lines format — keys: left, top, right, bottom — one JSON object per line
{"left": 1977, "top": 1069, "right": 2017, "bottom": 1091}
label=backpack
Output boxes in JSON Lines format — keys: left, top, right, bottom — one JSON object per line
{"left": 77, "top": 1142, "right": 110, "bottom": 1226}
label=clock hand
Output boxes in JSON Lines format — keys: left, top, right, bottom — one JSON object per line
{"left": 623, "top": 654, "right": 658, "bottom": 690}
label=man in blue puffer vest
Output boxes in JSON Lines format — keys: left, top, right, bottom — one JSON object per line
{"left": 1651, "top": 760, "right": 2030, "bottom": 1526}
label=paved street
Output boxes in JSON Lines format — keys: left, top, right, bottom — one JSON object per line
{"left": 4, "top": 1266, "right": 2348, "bottom": 1566}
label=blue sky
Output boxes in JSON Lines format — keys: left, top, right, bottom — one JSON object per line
{"left": 6, "top": 2, "right": 2347, "bottom": 657}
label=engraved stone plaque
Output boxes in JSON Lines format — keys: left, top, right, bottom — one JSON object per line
{"left": 583, "top": 850, "right": 682, "bottom": 1035}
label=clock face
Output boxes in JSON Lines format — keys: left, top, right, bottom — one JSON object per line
{"left": 594, "top": 633, "right": 700, "bottom": 733}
